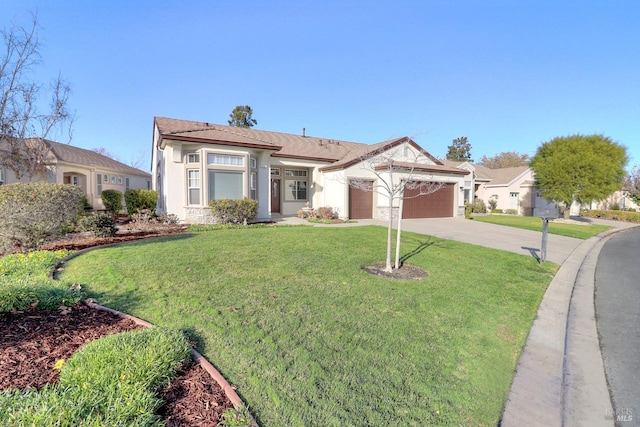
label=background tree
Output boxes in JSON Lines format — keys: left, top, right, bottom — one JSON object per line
{"left": 347, "top": 143, "right": 444, "bottom": 272}
{"left": 445, "top": 136, "right": 472, "bottom": 161}
{"left": 627, "top": 165, "right": 640, "bottom": 204}
{"left": 228, "top": 105, "right": 257, "bottom": 128}
{"left": 92, "top": 147, "right": 148, "bottom": 171}
{"left": 529, "top": 134, "right": 628, "bottom": 218}
{"left": 0, "top": 14, "right": 73, "bottom": 179}
{"left": 479, "top": 151, "right": 529, "bottom": 168}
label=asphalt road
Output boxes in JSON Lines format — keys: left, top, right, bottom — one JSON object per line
{"left": 595, "top": 227, "right": 640, "bottom": 426}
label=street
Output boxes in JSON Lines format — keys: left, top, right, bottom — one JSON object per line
{"left": 595, "top": 227, "right": 640, "bottom": 425}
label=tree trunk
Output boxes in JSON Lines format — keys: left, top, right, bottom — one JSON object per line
{"left": 385, "top": 196, "right": 394, "bottom": 272}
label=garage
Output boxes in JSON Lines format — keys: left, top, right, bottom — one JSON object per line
{"left": 403, "top": 182, "right": 455, "bottom": 218}
{"left": 349, "top": 181, "right": 373, "bottom": 219}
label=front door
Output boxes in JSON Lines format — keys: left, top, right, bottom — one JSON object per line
{"left": 271, "top": 179, "right": 280, "bottom": 213}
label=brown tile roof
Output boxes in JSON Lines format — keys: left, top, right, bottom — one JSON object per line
{"left": 0, "top": 138, "right": 150, "bottom": 176}
{"left": 46, "top": 140, "right": 150, "bottom": 176}
{"left": 442, "top": 160, "right": 530, "bottom": 185}
{"left": 480, "top": 165, "right": 529, "bottom": 185}
{"left": 155, "top": 117, "right": 362, "bottom": 163}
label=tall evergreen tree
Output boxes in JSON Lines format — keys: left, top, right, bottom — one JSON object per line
{"left": 446, "top": 137, "right": 472, "bottom": 161}
{"left": 228, "top": 105, "right": 257, "bottom": 128}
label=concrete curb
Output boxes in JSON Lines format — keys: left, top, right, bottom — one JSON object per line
{"left": 501, "top": 226, "right": 637, "bottom": 426}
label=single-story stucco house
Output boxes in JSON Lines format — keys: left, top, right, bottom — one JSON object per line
{"left": 152, "top": 117, "right": 471, "bottom": 223}
{"left": 0, "top": 138, "right": 151, "bottom": 210}
{"left": 443, "top": 160, "right": 558, "bottom": 215}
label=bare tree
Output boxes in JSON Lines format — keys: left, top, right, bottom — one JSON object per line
{"left": 0, "top": 14, "right": 73, "bottom": 179}
{"left": 627, "top": 165, "right": 640, "bottom": 205}
{"left": 348, "top": 145, "right": 444, "bottom": 272}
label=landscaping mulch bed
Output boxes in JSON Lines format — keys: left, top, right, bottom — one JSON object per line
{"left": 1, "top": 224, "right": 237, "bottom": 426}
{"left": 0, "top": 304, "right": 235, "bottom": 426}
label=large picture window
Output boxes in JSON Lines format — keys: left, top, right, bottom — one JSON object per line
{"left": 208, "top": 171, "right": 243, "bottom": 201}
{"left": 187, "top": 170, "right": 200, "bottom": 205}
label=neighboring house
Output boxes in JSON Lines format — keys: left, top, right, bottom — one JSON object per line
{"left": 152, "top": 117, "right": 469, "bottom": 223}
{"left": 443, "top": 161, "right": 558, "bottom": 215}
{"left": 0, "top": 138, "right": 151, "bottom": 210}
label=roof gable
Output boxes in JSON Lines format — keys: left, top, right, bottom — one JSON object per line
{"left": 1, "top": 138, "right": 150, "bottom": 176}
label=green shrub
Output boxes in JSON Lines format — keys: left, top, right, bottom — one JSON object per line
{"left": 582, "top": 209, "right": 640, "bottom": 223}
{"left": 209, "top": 198, "right": 258, "bottom": 224}
{"left": 100, "top": 190, "right": 123, "bottom": 216}
{"left": 0, "top": 183, "right": 84, "bottom": 254}
{"left": 491, "top": 209, "right": 504, "bottom": 214}
{"left": 76, "top": 212, "right": 118, "bottom": 237}
{"left": 506, "top": 209, "right": 518, "bottom": 215}
{"left": 124, "top": 189, "right": 158, "bottom": 216}
{"left": 488, "top": 199, "right": 498, "bottom": 210}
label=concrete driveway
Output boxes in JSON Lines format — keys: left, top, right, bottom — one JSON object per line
{"left": 363, "top": 217, "right": 583, "bottom": 265}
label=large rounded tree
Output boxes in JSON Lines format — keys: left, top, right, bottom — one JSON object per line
{"left": 530, "top": 134, "right": 628, "bottom": 218}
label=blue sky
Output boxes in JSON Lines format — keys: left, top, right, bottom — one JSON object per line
{"left": 3, "top": 0, "right": 639, "bottom": 171}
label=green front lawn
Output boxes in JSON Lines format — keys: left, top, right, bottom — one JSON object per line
{"left": 58, "top": 226, "right": 558, "bottom": 426}
{"left": 471, "top": 214, "right": 612, "bottom": 239}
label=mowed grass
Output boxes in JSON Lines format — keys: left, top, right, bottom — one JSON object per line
{"left": 59, "top": 226, "right": 558, "bottom": 426}
{"left": 471, "top": 214, "right": 612, "bottom": 239}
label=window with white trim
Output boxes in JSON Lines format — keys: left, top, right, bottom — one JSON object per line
{"left": 207, "top": 154, "right": 243, "bottom": 166}
{"left": 118, "top": 176, "right": 123, "bottom": 184}
{"left": 187, "top": 153, "right": 200, "bottom": 163}
{"left": 187, "top": 170, "right": 200, "bottom": 205}
{"left": 284, "top": 169, "right": 308, "bottom": 201}
{"left": 208, "top": 171, "right": 243, "bottom": 201}
{"left": 125, "top": 177, "right": 130, "bottom": 190}
{"left": 270, "top": 168, "right": 280, "bottom": 176}
{"left": 250, "top": 172, "right": 257, "bottom": 200}
{"left": 103, "top": 174, "right": 108, "bottom": 183}
{"left": 285, "top": 180, "right": 307, "bottom": 201}
{"left": 285, "top": 169, "right": 307, "bottom": 177}
{"left": 97, "top": 174, "right": 103, "bottom": 195}
{"left": 250, "top": 157, "right": 257, "bottom": 169}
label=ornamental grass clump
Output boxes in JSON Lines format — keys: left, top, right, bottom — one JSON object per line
{"left": 0, "top": 183, "right": 84, "bottom": 254}
{"left": 0, "top": 327, "right": 193, "bottom": 426}
{"left": 0, "top": 250, "right": 82, "bottom": 312}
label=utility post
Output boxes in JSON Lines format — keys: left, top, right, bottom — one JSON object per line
{"left": 533, "top": 207, "right": 560, "bottom": 263}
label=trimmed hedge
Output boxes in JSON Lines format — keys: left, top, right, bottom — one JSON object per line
{"left": 101, "top": 189, "right": 123, "bottom": 216}
{"left": 581, "top": 209, "right": 640, "bottom": 223}
{"left": 209, "top": 198, "right": 258, "bottom": 224}
{"left": 124, "top": 189, "right": 158, "bottom": 216}
{"left": 0, "top": 183, "right": 84, "bottom": 254}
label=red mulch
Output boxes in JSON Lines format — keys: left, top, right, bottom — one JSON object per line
{"left": 1, "top": 224, "right": 236, "bottom": 425}
{"left": 0, "top": 304, "right": 235, "bottom": 425}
